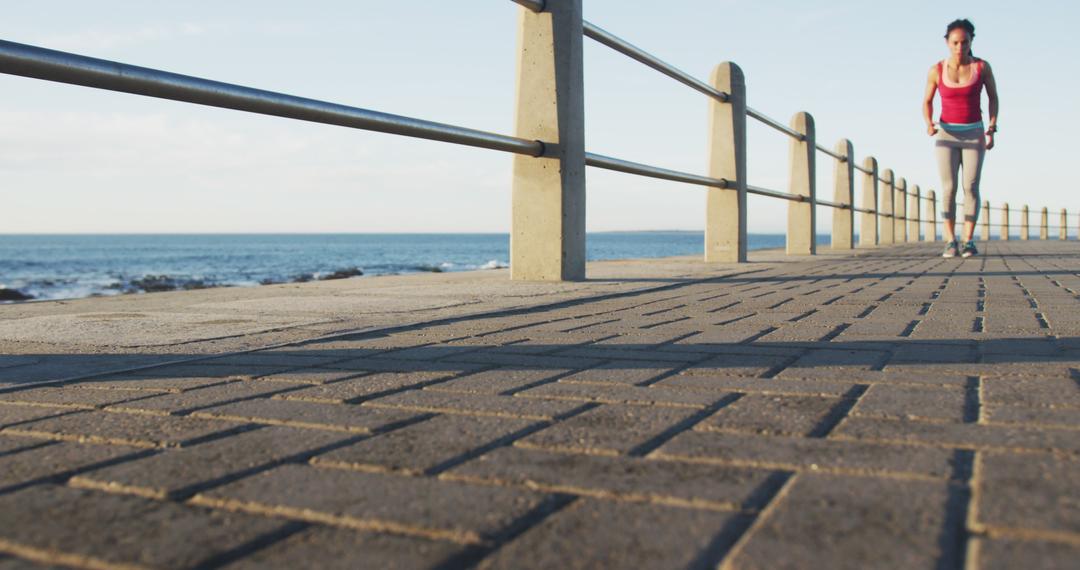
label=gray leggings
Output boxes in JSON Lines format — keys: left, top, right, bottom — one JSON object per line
{"left": 935, "top": 127, "right": 985, "bottom": 222}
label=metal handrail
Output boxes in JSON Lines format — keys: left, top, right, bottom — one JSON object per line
{"left": 746, "top": 184, "right": 804, "bottom": 202}
{"left": 814, "top": 144, "right": 847, "bottom": 162}
{"left": 582, "top": 22, "right": 729, "bottom": 103}
{"left": 816, "top": 198, "right": 846, "bottom": 209}
{"left": 852, "top": 164, "right": 874, "bottom": 175}
{"left": 747, "top": 107, "right": 805, "bottom": 141}
{"left": 585, "top": 153, "right": 729, "bottom": 189}
{"left": 0, "top": 40, "right": 544, "bottom": 158}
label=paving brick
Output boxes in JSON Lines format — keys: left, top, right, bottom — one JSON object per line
{"left": 783, "top": 348, "right": 888, "bottom": 370}
{"left": 832, "top": 417, "right": 1080, "bottom": 454}
{"left": 364, "top": 390, "right": 583, "bottom": 420}
{"left": 981, "top": 376, "right": 1080, "bottom": 409}
{"left": 0, "top": 387, "right": 156, "bottom": 410}
{"left": 325, "top": 357, "right": 482, "bottom": 374}
{"left": 0, "top": 404, "right": 73, "bottom": 429}
{"left": 681, "top": 354, "right": 793, "bottom": 378}
{"left": 439, "top": 351, "right": 609, "bottom": 370}
{"left": 415, "top": 368, "right": 568, "bottom": 395}
{"left": 0, "top": 485, "right": 287, "bottom": 568}
{"left": 105, "top": 380, "right": 300, "bottom": 415}
{"left": 64, "top": 375, "right": 228, "bottom": 393}
{"left": 445, "top": 446, "right": 783, "bottom": 510}
{"left": 973, "top": 537, "right": 1080, "bottom": 570}
{"left": 653, "top": 430, "right": 959, "bottom": 478}
{"left": 0, "top": 434, "right": 48, "bottom": 456}
{"left": 556, "top": 362, "right": 675, "bottom": 385}
{"left": 478, "top": 499, "right": 751, "bottom": 570}
{"left": 312, "top": 414, "right": 537, "bottom": 475}
{"left": 757, "top": 324, "right": 854, "bottom": 343}
{"left": 373, "top": 344, "right": 481, "bottom": 361}
{"left": 4, "top": 410, "right": 243, "bottom": 448}
{"left": 286, "top": 336, "right": 424, "bottom": 355}
{"left": 192, "top": 464, "right": 551, "bottom": 545}
{"left": 554, "top": 346, "right": 703, "bottom": 363}
{"left": 699, "top": 394, "right": 846, "bottom": 437}
{"left": 515, "top": 382, "right": 724, "bottom": 408}
{"left": 984, "top": 405, "right": 1080, "bottom": 428}
{"left": 0, "top": 554, "right": 63, "bottom": 569}
{"left": 71, "top": 425, "right": 351, "bottom": 499}
{"left": 225, "top": 525, "right": 467, "bottom": 570}
{"left": 593, "top": 331, "right": 695, "bottom": 346}
{"left": 888, "top": 343, "right": 979, "bottom": 364}
{"left": 517, "top": 404, "right": 699, "bottom": 456}
{"left": 659, "top": 340, "right": 802, "bottom": 357}
{"left": 206, "top": 352, "right": 346, "bottom": 368}
{"left": 727, "top": 473, "right": 961, "bottom": 569}
{"left": 790, "top": 368, "right": 972, "bottom": 387}
{"left": 193, "top": 398, "right": 421, "bottom": 433}
{"left": 977, "top": 338, "right": 1062, "bottom": 356}
{"left": 976, "top": 452, "right": 1080, "bottom": 534}
{"left": 852, "top": 384, "right": 969, "bottom": 422}
{"left": 0, "top": 356, "right": 174, "bottom": 387}
{"left": 135, "top": 362, "right": 274, "bottom": 378}
{"left": 885, "top": 362, "right": 1075, "bottom": 378}
{"left": 655, "top": 374, "right": 857, "bottom": 397}
{"left": 250, "top": 368, "right": 364, "bottom": 385}
{"left": 275, "top": 371, "right": 454, "bottom": 403}
{"left": 0, "top": 440, "right": 144, "bottom": 491}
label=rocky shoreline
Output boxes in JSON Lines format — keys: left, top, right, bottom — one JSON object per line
{"left": 0, "top": 262, "right": 514, "bottom": 303}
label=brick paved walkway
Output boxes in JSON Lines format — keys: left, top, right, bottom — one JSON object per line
{"left": 1, "top": 241, "right": 1078, "bottom": 569}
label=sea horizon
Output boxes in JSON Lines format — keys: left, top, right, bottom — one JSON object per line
{"left": 0, "top": 232, "right": 829, "bottom": 303}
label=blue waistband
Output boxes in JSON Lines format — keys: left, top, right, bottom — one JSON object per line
{"left": 939, "top": 121, "right": 984, "bottom": 132}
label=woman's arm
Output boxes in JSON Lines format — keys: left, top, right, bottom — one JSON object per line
{"left": 923, "top": 65, "right": 939, "bottom": 136}
{"left": 983, "top": 61, "right": 998, "bottom": 149}
{"left": 984, "top": 61, "right": 999, "bottom": 129}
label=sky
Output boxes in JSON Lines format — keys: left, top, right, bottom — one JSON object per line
{"left": 1, "top": 0, "right": 1077, "bottom": 234}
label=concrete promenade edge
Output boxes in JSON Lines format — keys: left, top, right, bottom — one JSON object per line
{"left": 0, "top": 241, "right": 1078, "bottom": 569}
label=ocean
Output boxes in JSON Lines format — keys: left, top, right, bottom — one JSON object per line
{"left": 0, "top": 233, "right": 828, "bottom": 302}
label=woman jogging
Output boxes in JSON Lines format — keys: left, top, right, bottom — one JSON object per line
{"left": 923, "top": 18, "right": 999, "bottom": 258}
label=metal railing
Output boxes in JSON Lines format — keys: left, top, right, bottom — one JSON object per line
{"left": 2, "top": 1, "right": 1074, "bottom": 282}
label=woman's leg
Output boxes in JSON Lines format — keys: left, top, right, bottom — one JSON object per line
{"left": 959, "top": 141, "right": 987, "bottom": 242}
{"left": 935, "top": 142, "right": 962, "bottom": 241}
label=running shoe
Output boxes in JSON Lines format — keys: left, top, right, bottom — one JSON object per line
{"left": 961, "top": 240, "right": 978, "bottom": 258}
{"left": 942, "top": 240, "right": 958, "bottom": 258}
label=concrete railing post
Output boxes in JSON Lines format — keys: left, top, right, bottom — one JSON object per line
{"left": 1040, "top": 207, "right": 1049, "bottom": 240}
{"left": 705, "top": 62, "right": 747, "bottom": 262}
{"left": 879, "top": 169, "right": 895, "bottom": 245}
{"left": 859, "top": 157, "right": 879, "bottom": 247}
{"left": 831, "top": 139, "right": 855, "bottom": 250}
{"left": 981, "top": 200, "right": 990, "bottom": 241}
{"left": 909, "top": 185, "right": 921, "bottom": 241}
{"left": 1062, "top": 209, "right": 1069, "bottom": 240}
{"left": 786, "top": 112, "right": 816, "bottom": 255}
{"left": 895, "top": 178, "right": 908, "bottom": 243}
{"left": 1021, "top": 206, "right": 1030, "bottom": 240}
{"left": 927, "top": 190, "right": 938, "bottom": 242}
{"left": 1001, "top": 203, "right": 1010, "bottom": 241}
{"left": 510, "top": 0, "right": 586, "bottom": 281}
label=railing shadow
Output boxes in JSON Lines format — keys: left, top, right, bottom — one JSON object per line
{"left": 1, "top": 335, "right": 1076, "bottom": 394}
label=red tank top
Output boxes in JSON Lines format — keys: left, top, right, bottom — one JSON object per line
{"left": 937, "top": 59, "right": 984, "bottom": 124}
